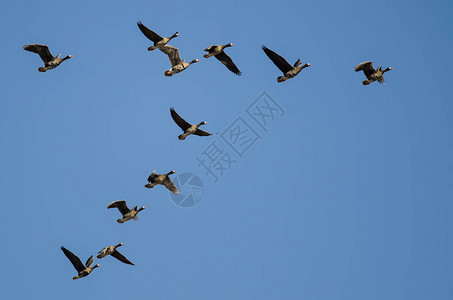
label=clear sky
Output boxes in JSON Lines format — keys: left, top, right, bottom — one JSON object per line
{"left": 1, "top": 0, "right": 452, "bottom": 299}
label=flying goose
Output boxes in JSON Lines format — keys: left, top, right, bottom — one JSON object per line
{"left": 203, "top": 43, "right": 241, "bottom": 75}
{"left": 107, "top": 200, "right": 146, "bottom": 223}
{"left": 145, "top": 170, "right": 179, "bottom": 194}
{"left": 23, "top": 44, "right": 72, "bottom": 72}
{"left": 137, "top": 21, "right": 179, "bottom": 51}
{"left": 97, "top": 243, "right": 134, "bottom": 265}
{"left": 355, "top": 61, "right": 392, "bottom": 85}
{"left": 170, "top": 107, "right": 215, "bottom": 140}
{"left": 60, "top": 246, "right": 100, "bottom": 280}
{"left": 262, "top": 46, "right": 310, "bottom": 82}
{"left": 159, "top": 45, "right": 199, "bottom": 76}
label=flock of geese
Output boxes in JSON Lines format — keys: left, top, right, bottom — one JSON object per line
{"left": 23, "top": 21, "right": 392, "bottom": 84}
{"left": 23, "top": 21, "right": 392, "bottom": 280}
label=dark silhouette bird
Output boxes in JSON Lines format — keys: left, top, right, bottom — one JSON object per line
{"left": 137, "top": 22, "right": 179, "bottom": 51}
{"left": 107, "top": 200, "right": 146, "bottom": 223}
{"left": 158, "top": 45, "right": 199, "bottom": 76}
{"left": 23, "top": 44, "right": 72, "bottom": 72}
{"left": 203, "top": 43, "right": 241, "bottom": 75}
{"left": 60, "top": 246, "right": 100, "bottom": 280}
{"left": 355, "top": 61, "right": 392, "bottom": 85}
{"left": 262, "top": 46, "right": 310, "bottom": 82}
{"left": 145, "top": 170, "right": 179, "bottom": 194}
{"left": 170, "top": 107, "right": 215, "bottom": 140}
{"left": 97, "top": 243, "right": 134, "bottom": 265}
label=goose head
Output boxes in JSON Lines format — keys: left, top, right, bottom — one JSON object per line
{"left": 383, "top": 67, "right": 392, "bottom": 72}
{"left": 165, "top": 70, "right": 173, "bottom": 77}
{"left": 92, "top": 264, "right": 101, "bottom": 269}
{"left": 303, "top": 63, "right": 311, "bottom": 69}
{"left": 167, "top": 170, "right": 176, "bottom": 175}
{"left": 138, "top": 206, "right": 146, "bottom": 212}
{"left": 190, "top": 59, "right": 200, "bottom": 64}
{"left": 224, "top": 43, "right": 234, "bottom": 48}
{"left": 198, "top": 121, "right": 207, "bottom": 126}
{"left": 171, "top": 32, "right": 179, "bottom": 39}
{"left": 115, "top": 243, "right": 124, "bottom": 248}
{"left": 63, "top": 55, "right": 73, "bottom": 61}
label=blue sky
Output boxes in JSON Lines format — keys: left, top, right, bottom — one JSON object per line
{"left": 1, "top": 0, "right": 452, "bottom": 299}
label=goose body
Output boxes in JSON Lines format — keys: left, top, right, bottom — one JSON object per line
{"left": 137, "top": 22, "right": 179, "bottom": 51}
{"left": 204, "top": 43, "right": 241, "bottom": 75}
{"left": 97, "top": 243, "right": 134, "bottom": 265}
{"left": 159, "top": 45, "right": 199, "bottom": 76}
{"left": 107, "top": 200, "right": 146, "bottom": 223}
{"left": 145, "top": 170, "right": 179, "bottom": 194}
{"left": 355, "top": 61, "right": 392, "bottom": 85}
{"left": 262, "top": 46, "right": 310, "bottom": 82}
{"left": 24, "top": 44, "right": 72, "bottom": 72}
{"left": 170, "top": 107, "right": 215, "bottom": 140}
{"left": 61, "top": 246, "right": 100, "bottom": 280}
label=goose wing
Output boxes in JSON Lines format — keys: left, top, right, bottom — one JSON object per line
{"left": 163, "top": 177, "right": 179, "bottom": 194}
{"left": 170, "top": 107, "right": 191, "bottom": 131}
{"left": 111, "top": 250, "right": 135, "bottom": 265}
{"left": 355, "top": 61, "right": 375, "bottom": 77}
{"left": 137, "top": 22, "right": 163, "bottom": 43}
{"left": 377, "top": 76, "right": 385, "bottom": 84}
{"left": 107, "top": 200, "right": 130, "bottom": 215}
{"left": 61, "top": 246, "right": 85, "bottom": 272}
{"left": 194, "top": 129, "right": 215, "bottom": 136}
{"left": 262, "top": 46, "right": 293, "bottom": 74}
{"left": 147, "top": 170, "right": 157, "bottom": 182}
{"left": 214, "top": 52, "right": 242, "bottom": 75}
{"left": 159, "top": 45, "right": 182, "bottom": 66}
{"left": 204, "top": 45, "right": 216, "bottom": 53}
{"left": 85, "top": 256, "right": 94, "bottom": 268}
{"left": 23, "top": 44, "right": 54, "bottom": 63}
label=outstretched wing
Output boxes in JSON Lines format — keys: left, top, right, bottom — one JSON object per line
{"left": 85, "top": 256, "right": 94, "bottom": 268}
{"left": 170, "top": 107, "right": 191, "bottom": 131}
{"left": 137, "top": 22, "right": 163, "bottom": 43}
{"left": 204, "top": 45, "right": 216, "bottom": 53}
{"left": 23, "top": 44, "right": 54, "bottom": 63}
{"left": 147, "top": 170, "right": 156, "bottom": 183}
{"left": 377, "top": 76, "right": 385, "bottom": 84}
{"left": 262, "top": 46, "right": 293, "bottom": 74}
{"left": 163, "top": 177, "right": 179, "bottom": 194}
{"left": 111, "top": 250, "right": 135, "bottom": 265}
{"left": 159, "top": 45, "right": 182, "bottom": 66}
{"left": 107, "top": 200, "right": 130, "bottom": 215}
{"left": 355, "top": 61, "right": 375, "bottom": 77}
{"left": 194, "top": 129, "right": 215, "bottom": 137}
{"left": 214, "top": 52, "right": 242, "bottom": 75}
{"left": 61, "top": 246, "right": 85, "bottom": 272}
